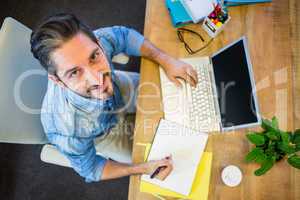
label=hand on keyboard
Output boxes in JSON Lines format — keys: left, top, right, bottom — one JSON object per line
{"left": 160, "top": 57, "right": 198, "bottom": 87}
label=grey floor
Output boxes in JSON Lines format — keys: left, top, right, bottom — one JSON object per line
{"left": 0, "top": 1, "right": 146, "bottom": 200}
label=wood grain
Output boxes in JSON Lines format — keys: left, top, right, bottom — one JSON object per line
{"left": 128, "top": 0, "right": 300, "bottom": 199}
{"left": 290, "top": 0, "right": 300, "bottom": 129}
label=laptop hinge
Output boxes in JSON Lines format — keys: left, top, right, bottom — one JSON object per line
{"left": 208, "top": 58, "right": 222, "bottom": 132}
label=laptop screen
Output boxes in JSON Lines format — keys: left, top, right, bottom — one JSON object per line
{"left": 211, "top": 38, "right": 260, "bottom": 129}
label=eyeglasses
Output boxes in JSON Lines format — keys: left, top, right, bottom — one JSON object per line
{"left": 177, "top": 28, "right": 213, "bottom": 55}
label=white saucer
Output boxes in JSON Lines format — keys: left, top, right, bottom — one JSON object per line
{"left": 221, "top": 165, "right": 242, "bottom": 187}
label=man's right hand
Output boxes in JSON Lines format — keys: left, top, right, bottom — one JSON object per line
{"left": 140, "top": 156, "right": 173, "bottom": 181}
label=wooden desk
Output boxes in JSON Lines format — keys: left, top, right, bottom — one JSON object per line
{"left": 129, "top": 0, "right": 300, "bottom": 199}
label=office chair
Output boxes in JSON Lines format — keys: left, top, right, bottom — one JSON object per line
{"left": 0, "top": 17, "right": 138, "bottom": 167}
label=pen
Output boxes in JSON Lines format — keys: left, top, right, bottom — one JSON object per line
{"left": 150, "top": 166, "right": 167, "bottom": 179}
{"left": 150, "top": 155, "right": 171, "bottom": 179}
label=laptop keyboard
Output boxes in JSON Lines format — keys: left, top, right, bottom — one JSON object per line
{"left": 187, "top": 62, "right": 220, "bottom": 132}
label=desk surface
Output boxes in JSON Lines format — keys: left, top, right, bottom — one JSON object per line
{"left": 128, "top": 0, "right": 300, "bottom": 199}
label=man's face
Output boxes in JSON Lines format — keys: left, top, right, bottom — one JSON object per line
{"left": 50, "top": 32, "right": 113, "bottom": 100}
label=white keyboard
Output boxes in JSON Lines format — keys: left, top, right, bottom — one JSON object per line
{"left": 159, "top": 57, "right": 220, "bottom": 133}
{"left": 186, "top": 62, "right": 220, "bottom": 132}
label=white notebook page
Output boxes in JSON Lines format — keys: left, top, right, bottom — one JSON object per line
{"left": 141, "top": 119, "right": 208, "bottom": 196}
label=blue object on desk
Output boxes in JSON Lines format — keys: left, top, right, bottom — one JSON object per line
{"left": 165, "top": 0, "right": 193, "bottom": 28}
{"left": 224, "top": 0, "right": 272, "bottom": 7}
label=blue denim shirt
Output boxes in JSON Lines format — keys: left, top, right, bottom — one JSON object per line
{"left": 41, "top": 26, "right": 144, "bottom": 182}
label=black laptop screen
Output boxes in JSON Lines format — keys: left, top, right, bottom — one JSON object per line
{"left": 211, "top": 39, "right": 259, "bottom": 128}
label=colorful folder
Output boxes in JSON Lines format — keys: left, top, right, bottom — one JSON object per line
{"left": 140, "top": 144, "right": 213, "bottom": 200}
{"left": 224, "top": 0, "right": 272, "bottom": 7}
{"left": 165, "top": 0, "right": 193, "bottom": 27}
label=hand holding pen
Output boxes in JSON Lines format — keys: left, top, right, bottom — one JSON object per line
{"left": 148, "top": 155, "right": 173, "bottom": 181}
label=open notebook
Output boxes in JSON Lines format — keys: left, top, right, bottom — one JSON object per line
{"left": 141, "top": 119, "right": 208, "bottom": 196}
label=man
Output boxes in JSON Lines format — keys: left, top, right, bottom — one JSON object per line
{"left": 30, "top": 13, "right": 198, "bottom": 182}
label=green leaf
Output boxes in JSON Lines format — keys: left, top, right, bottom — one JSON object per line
{"left": 278, "top": 142, "right": 296, "bottom": 154}
{"left": 246, "top": 133, "right": 266, "bottom": 146}
{"left": 280, "top": 131, "right": 291, "bottom": 144}
{"left": 262, "top": 118, "right": 278, "bottom": 132}
{"left": 265, "top": 141, "right": 276, "bottom": 156}
{"left": 266, "top": 131, "right": 280, "bottom": 140}
{"left": 245, "top": 147, "right": 266, "bottom": 163}
{"left": 296, "top": 144, "right": 300, "bottom": 152}
{"left": 254, "top": 156, "right": 275, "bottom": 176}
{"left": 271, "top": 116, "right": 279, "bottom": 129}
{"left": 256, "top": 152, "right": 268, "bottom": 164}
{"left": 293, "top": 130, "right": 300, "bottom": 152}
{"left": 287, "top": 154, "right": 300, "bottom": 169}
{"left": 292, "top": 129, "right": 300, "bottom": 144}
{"left": 265, "top": 144, "right": 281, "bottom": 160}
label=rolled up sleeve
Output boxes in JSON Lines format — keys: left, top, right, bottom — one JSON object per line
{"left": 94, "top": 26, "right": 145, "bottom": 57}
{"left": 48, "top": 133, "right": 107, "bottom": 183}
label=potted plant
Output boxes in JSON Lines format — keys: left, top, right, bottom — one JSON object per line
{"left": 245, "top": 117, "right": 300, "bottom": 176}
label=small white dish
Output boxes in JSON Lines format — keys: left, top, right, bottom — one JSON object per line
{"left": 221, "top": 165, "right": 243, "bottom": 187}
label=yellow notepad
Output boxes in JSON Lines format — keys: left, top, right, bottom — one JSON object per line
{"left": 140, "top": 144, "right": 213, "bottom": 200}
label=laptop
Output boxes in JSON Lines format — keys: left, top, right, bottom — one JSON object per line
{"left": 159, "top": 36, "right": 261, "bottom": 132}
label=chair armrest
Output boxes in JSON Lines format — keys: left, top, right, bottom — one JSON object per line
{"left": 112, "top": 53, "right": 129, "bottom": 64}
{"left": 40, "top": 144, "right": 71, "bottom": 167}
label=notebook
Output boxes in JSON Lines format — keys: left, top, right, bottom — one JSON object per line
{"left": 140, "top": 143, "right": 213, "bottom": 200}
{"left": 180, "top": 0, "right": 217, "bottom": 23}
{"left": 141, "top": 119, "right": 208, "bottom": 196}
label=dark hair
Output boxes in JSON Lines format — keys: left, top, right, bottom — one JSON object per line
{"left": 30, "top": 13, "right": 98, "bottom": 75}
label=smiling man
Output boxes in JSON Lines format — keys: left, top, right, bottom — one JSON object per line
{"left": 30, "top": 13, "right": 198, "bottom": 182}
